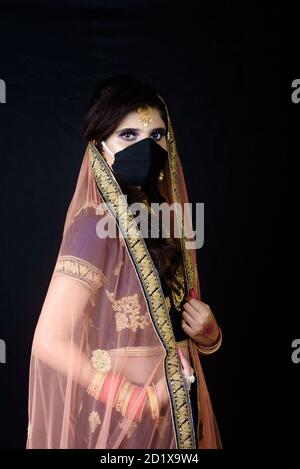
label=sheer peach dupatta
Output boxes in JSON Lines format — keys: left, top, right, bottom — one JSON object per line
{"left": 26, "top": 97, "right": 222, "bottom": 449}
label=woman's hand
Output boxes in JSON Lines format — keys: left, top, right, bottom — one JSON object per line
{"left": 177, "top": 348, "right": 194, "bottom": 375}
{"left": 147, "top": 348, "right": 195, "bottom": 416}
{"left": 177, "top": 348, "right": 194, "bottom": 391}
{"left": 181, "top": 288, "right": 220, "bottom": 347}
{"left": 152, "top": 348, "right": 195, "bottom": 412}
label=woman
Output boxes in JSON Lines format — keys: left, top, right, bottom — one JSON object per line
{"left": 26, "top": 76, "right": 222, "bottom": 449}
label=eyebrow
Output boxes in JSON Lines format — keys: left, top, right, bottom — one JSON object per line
{"left": 115, "top": 127, "right": 166, "bottom": 133}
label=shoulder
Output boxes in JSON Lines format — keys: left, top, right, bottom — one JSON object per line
{"left": 61, "top": 205, "right": 117, "bottom": 260}
{"left": 53, "top": 205, "right": 116, "bottom": 293}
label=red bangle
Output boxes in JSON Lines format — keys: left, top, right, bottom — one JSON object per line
{"left": 98, "top": 371, "right": 123, "bottom": 405}
{"left": 126, "top": 385, "right": 147, "bottom": 423}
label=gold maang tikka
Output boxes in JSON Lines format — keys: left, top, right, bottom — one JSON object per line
{"left": 136, "top": 104, "right": 153, "bottom": 127}
{"left": 137, "top": 104, "right": 164, "bottom": 181}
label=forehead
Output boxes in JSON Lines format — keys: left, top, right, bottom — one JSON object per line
{"left": 116, "top": 107, "right": 166, "bottom": 130}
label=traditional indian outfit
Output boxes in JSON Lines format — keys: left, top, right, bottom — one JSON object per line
{"left": 26, "top": 97, "right": 222, "bottom": 449}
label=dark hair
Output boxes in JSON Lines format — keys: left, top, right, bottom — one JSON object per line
{"left": 83, "top": 75, "right": 184, "bottom": 293}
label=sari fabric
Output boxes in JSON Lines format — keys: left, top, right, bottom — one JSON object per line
{"left": 26, "top": 96, "right": 222, "bottom": 449}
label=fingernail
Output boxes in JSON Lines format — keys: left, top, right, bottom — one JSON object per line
{"left": 189, "top": 288, "right": 196, "bottom": 298}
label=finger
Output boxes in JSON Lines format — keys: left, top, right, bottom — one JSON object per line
{"left": 178, "top": 349, "right": 189, "bottom": 369}
{"left": 183, "top": 300, "right": 208, "bottom": 321}
{"left": 182, "top": 300, "right": 202, "bottom": 320}
{"left": 181, "top": 319, "right": 194, "bottom": 338}
{"left": 177, "top": 349, "right": 193, "bottom": 375}
{"left": 186, "top": 297, "right": 202, "bottom": 311}
{"left": 191, "top": 298, "right": 209, "bottom": 309}
{"left": 184, "top": 361, "right": 193, "bottom": 376}
{"left": 181, "top": 310, "right": 197, "bottom": 328}
{"left": 177, "top": 350, "right": 188, "bottom": 374}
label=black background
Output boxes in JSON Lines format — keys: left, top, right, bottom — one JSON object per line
{"left": 0, "top": 1, "right": 297, "bottom": 450}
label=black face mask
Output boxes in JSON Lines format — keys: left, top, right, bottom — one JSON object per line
{"left": 110, "top": 138, "right": 168, "bottom": 187}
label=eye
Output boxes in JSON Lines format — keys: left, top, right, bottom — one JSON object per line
{"left": 151, "top": 130, "right": 165, "bottom": 141}
{"left": 119, "top": 130, "right": 137, "bottom": 141}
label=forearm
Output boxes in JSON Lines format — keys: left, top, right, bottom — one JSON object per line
{"left": 32, "top": 338, "right": 157, "bottom": 422}
{"left": 32, "top": 338, "right": 94, "bottom": 388}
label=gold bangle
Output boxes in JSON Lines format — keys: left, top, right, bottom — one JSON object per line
{"left": 120, "top": 383, "right": 135, "bottom": 417}
{"left": 87, "top": 371, "right": 106, "bottom": 399}
{"left": 146, "top": 384, "right": 159, "bottom": 420}
{"left": 114, "top": 381, "right": 131, "bottom": 412}
{"left": 151, "top": 383, "right": 160, "bottom": 420}
{"left": 194, "top": 327, "right": 223, "bottom": 355}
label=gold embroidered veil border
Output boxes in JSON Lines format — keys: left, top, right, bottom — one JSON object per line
{"left": 26, "top": 94, "right": 222, "bottom": 449}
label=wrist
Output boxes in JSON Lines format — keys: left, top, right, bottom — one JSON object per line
{"left": 193, "top": 326, "right": 222, "bottom": 354}
{"left": 194, "top": 319, "right": 220, "bottom": 346}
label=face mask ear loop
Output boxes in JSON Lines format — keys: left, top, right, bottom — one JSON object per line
{"left": 101, "top": 140, "right": 115, "bottom": 157}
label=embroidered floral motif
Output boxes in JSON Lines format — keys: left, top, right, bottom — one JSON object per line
{"left": 113, "top": 259, "right": 124, "bottom": 276}
{"left": 88, "top": 411, "right": 101, "bottom": 433}
{"left": 91, "top": 349, "right": 111, "bottom": 372}
{"left": 54, "top": 255, "right": 106, "bottom": 293}
{"left": 118, "top": 417, "right": 138, "bottom": 438}
{"left": 105, "top": 290, "right": 150, "bottom": 332}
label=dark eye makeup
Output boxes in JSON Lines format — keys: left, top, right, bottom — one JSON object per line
{"left": 117, "top": 128, "right": 166, "bottom": 141}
